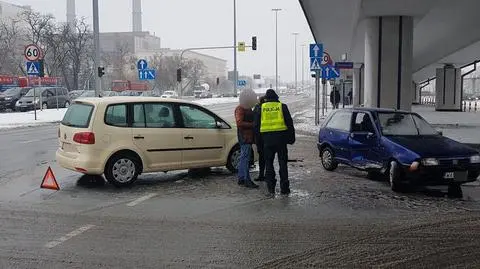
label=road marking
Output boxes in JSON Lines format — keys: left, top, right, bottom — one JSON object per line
{"left": 127, "top": 193, "right": 157, "bottom": 207}
{"left": 45, "top": 224, "right": 95, "bottom": 249}
{"left": 19, "top": 139, "right": 42, "bottom": 144}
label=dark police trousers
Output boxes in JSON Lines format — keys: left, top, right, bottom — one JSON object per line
{"left": 257, "top": 141, "right": 265, "bottom": 178}
{"left": 264, "top": 143, "right": 289, "bottom": 193}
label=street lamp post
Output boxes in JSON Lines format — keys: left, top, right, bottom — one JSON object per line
{"left": 272, "top": 8, "right": 282, "bottom": 91}
{"left": 301, "top": 44, "right": 306, "bottom": 90}
{"left": 233, "top": 0, "right": 238, "bottom": 96}
{"left": 292, "top": 33, "right": 299, "bottom": 92}
{"left": 93, "top": 0, "right": 101, "bottom": 96}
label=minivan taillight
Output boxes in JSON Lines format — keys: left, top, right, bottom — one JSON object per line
{"left": 73, "top": 132, "right": 95, "bottom": 144}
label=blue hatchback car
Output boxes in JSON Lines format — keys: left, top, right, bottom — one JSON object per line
{"left": 317, "top": 108, "right": 480, "bottom": 196}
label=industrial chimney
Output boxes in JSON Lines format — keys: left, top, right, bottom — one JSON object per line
{"left": 66, "top": 0, "right": 75, "bottom": 26}
{"left": 132, "top": 0, "right": 142, "bottom": 32}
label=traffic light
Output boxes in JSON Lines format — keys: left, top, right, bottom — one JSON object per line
{"left": 38, "top": 59, "right": 45, "bottom": 78}
{"left": 98, "top": 66, "right": 105, "bottom": 78}
{"left": 177, "top": 68, "right": 182, "bottom": 82}
{"left": 252, "top": 36, "right": 257, "bottom": 51}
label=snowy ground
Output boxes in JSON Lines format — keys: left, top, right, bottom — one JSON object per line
{"left": 0, "top": 108, "right": 67, "bottom": 129}
{"left": 192, "top": 97, "right": 238, "bottom": 106}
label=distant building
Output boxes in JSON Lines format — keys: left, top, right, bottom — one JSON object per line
{"left": 136, "top": 49, "right": 227, "bottom": 81}
{"left": 0, "top": 1, "right": 31, "bottom": 21}
{"left": 100, "top": 31, "right": 161, "bottom": 54}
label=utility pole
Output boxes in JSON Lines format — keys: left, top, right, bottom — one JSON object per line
{"left": 272, "top": 8, "right": 281, "bottom": 91}
{"left": 233, "top": 0, "right": 238, "bottom": 96}
{"left": 301, "top": 44, "right": 306, "bottom": 90}
{"left": 292, "top": 33, "right": 299, "bottom": 92}
{"left": 93, "top": 0, "right": 101, "bottom": 96}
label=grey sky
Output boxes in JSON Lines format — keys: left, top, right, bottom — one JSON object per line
{"left": 10, "top": 0, "right": 314, "bottom": 82}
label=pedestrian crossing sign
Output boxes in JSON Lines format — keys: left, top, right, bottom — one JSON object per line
{"left": 26, "top": 61, "right": 40, "bottom": 76}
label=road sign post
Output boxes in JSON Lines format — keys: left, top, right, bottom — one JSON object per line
{"left": 310, "top": 44, "right": 324, "bottom": 125}
{"left": 315, "top": 71, "right": 320, "bottom": 125}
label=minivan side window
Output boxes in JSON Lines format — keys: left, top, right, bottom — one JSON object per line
{"left": 179, "top": 105, "right": 217, "bottom": 129}
{"left": 105, "top": 104, "right": 127, "bottom": 127}
{"left": 133, "top": 103, "right": 176, "bottom": 128}
{"left": 325, "top": 111, "right": 352, "bottom": 132}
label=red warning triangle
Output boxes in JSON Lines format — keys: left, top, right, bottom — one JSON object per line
{"left": 41, "top": 166, "right": 60, "bottom": 191}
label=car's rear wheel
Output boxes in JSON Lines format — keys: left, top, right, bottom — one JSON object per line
{"left": 227, "top": 145, "right": 241, "bottom": 173}
{"left": 321, "top": 146, "right": 338, "bottom": 171}
{"left": 448, "top": 183, "right": 463, "bottom": 198}
{"left": 105, "top": 154, "right": 140, "bottom": 187}
{"left": 389, "top": 161, "right": 407, "bottom": 192}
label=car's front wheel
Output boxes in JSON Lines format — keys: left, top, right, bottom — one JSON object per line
{"left": 321, "top": 146, "right": 338, "bottom": 171}
{"left": 389, "top": 161, "right": 407, "bottom": 192}
{"left": 448, "top": 183, "right": 463, "bottom": 198}
{"left": 226, "top": 145, "right": 241, "bottom": 173}
{"left": 104, "top": 154, "right": 140, "bottom": 187}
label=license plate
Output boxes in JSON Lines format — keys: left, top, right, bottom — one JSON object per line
{"left": 444, "top": 171, "right": 468, "bottom": 181}
{"left": 444, "top": 172, "right": 455, "bottom": 179}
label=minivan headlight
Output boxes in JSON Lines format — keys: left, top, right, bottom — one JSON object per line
{"left": 422, "top": 158, "right": 439, "bottom": 166}
{"left": 470, "top": 155, "right": 480, "bottom": 164}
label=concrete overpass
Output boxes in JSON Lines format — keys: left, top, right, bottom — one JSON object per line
{"left": 299, "top": 0, "right": 480, "bottom": 111}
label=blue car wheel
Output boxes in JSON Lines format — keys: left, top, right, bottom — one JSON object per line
{"left": 321, "top": 147, "right": 338, "bottom": 171}
{"left": 389, "top": 161, "right": 407, "bottom": 192}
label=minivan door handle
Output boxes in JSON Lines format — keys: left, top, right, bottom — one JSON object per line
{"left": 184, "top": 136, "right": 194, "bottom": 140}
{"left": 134, "top": 136, "right": 144, "bottom": 139}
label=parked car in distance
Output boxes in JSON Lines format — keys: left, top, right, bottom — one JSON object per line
{"left": 101, "top": 91, "right": 119, "bottom": 97}
{"left": 69, "top": 90, "right": 83, "bottom": 100}
{"left": 317, "top": 108, "right": 480, "bottom": 197}
{"left": 56, "top": 97, "right": 255, "bottom": 187}
{"left": 0, "top": 87, "right": 31, "bottom": 111}
{"left": 119, "top": 90, "right": 143, "bottom": 96}
{"left": 16, "top": 87, "right": 70, "bottom": 111}
{"left": 161, "top": 91, "right": 178, "bottom": 98}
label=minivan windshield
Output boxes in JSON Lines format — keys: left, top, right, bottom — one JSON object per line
{"left": 378, "top": 112, "right": 438, "bottom": 136}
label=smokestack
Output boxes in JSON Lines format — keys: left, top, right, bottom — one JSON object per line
{"left": 66, "top": 0, "right": 76, "bottom": 26}
{"left": 132, "top": 0, "right": 142, "bottom": 32}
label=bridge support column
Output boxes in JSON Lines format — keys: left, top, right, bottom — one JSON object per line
{"left": 352, "top": 67, "right": 364, "bottom": 107}
{"left": 435, "top": 65, "right": 462, "bottom": 111}
{"left": 412, "top": 81, "right": 421, "bottom": 104}
{"left": 364, "top": 16, "right": 413, "bottom": 110}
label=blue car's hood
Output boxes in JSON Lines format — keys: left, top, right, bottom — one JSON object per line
{"left": 387, "top": 135, "right": 478, "bottom": 158}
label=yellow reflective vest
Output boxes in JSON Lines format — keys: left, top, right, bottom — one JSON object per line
{"left": 260, "top": 102, "right": 288, "bottom": 133}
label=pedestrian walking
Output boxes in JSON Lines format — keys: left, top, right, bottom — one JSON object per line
{"left": 234, "top": 89, "right": 259, "bottom": 188}
{"left": 254, "top": 89, "right": 295, "bottom": 198}
{"left": 330, "top": 87, "right": 340, "bottom": 109}
{"left": 253, "top": 95, "right": 266, "bottom": 182}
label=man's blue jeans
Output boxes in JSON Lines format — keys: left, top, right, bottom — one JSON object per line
{"left": 238, "top": 143, "right": 252, "bottom": 182}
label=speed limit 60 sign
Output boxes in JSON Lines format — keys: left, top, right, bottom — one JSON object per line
{"left": 24, "top": 44, "right": 42, "bottom": 61}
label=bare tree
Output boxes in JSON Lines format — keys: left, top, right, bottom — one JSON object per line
{"left": 0, "top": 18, "right": 25, "bottom": 75}
{"left": 62, "top": 18, "right": 94, "bottom": 91}
{"left": 102, "top": 41, "right": 132, "bottom": 81}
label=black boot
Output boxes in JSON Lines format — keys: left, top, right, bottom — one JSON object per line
{"left": 244, "top": 180, "right": 259, "bottom": 189}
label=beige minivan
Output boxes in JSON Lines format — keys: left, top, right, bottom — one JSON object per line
{"left": 56, "top": 97, "right": 250, "bottom": 186}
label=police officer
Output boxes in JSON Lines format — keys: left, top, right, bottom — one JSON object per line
{"left": 253, "top": 95, "right": 266, "bottom": 181}
{"left": 254, "top": 89, "right": 295, "bottom": 197}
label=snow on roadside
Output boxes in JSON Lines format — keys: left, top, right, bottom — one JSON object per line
{"left": 0, "top": 109, "right": 67, "bottom": 129}
{"left": 193, "top": 97, "right": 238, "bottom": 106}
